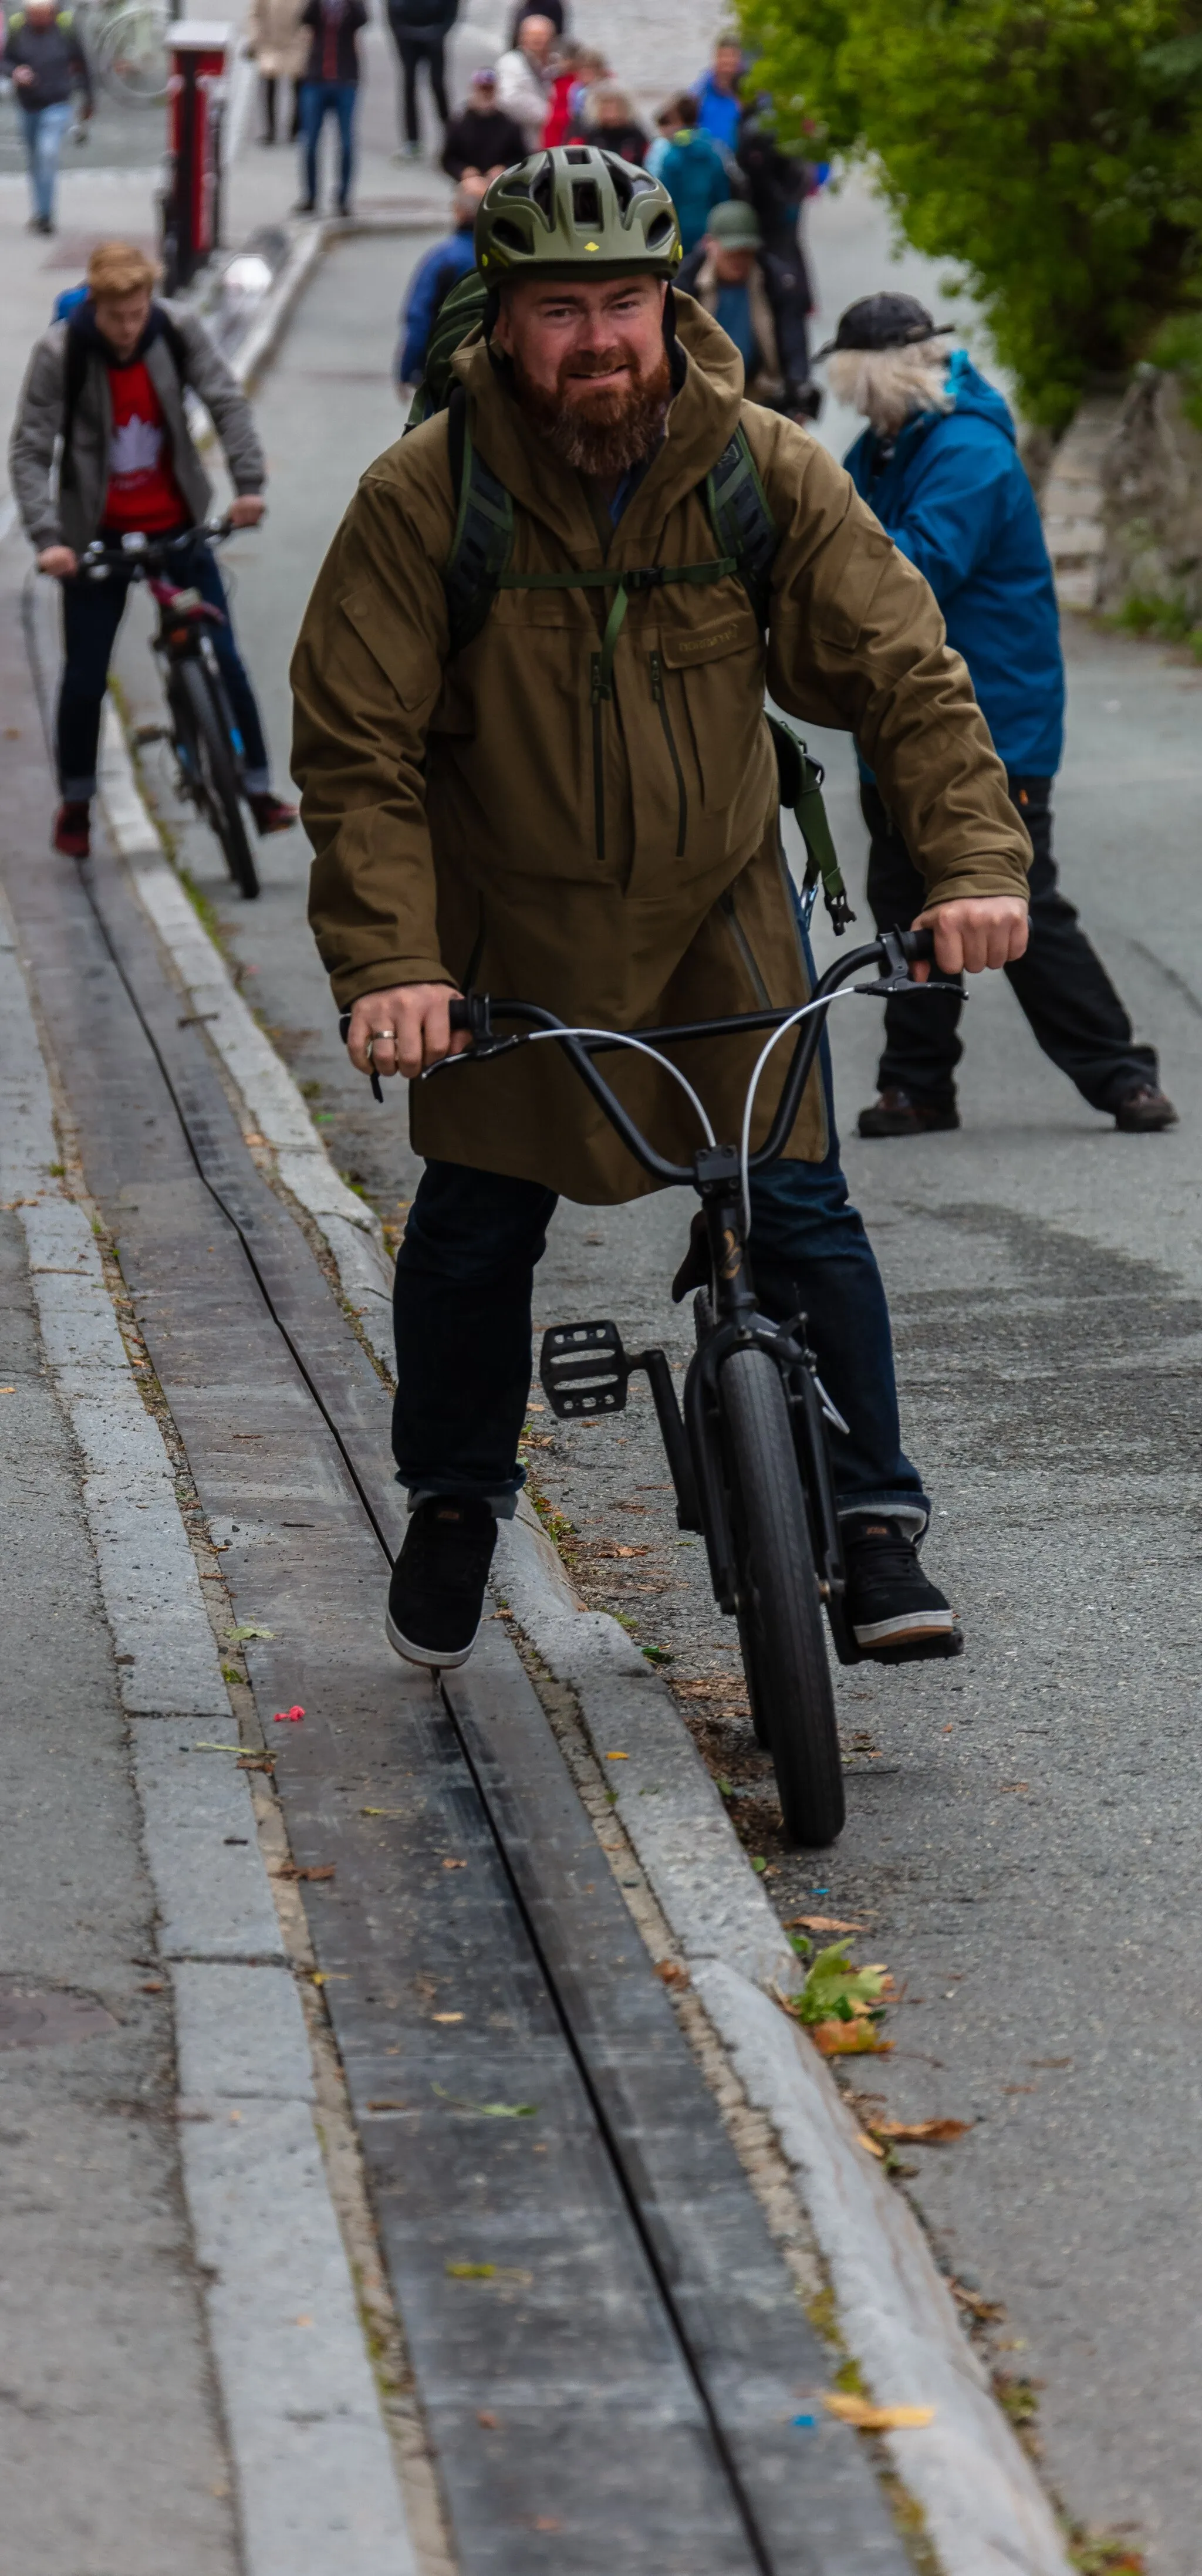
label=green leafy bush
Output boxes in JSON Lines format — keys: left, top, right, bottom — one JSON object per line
{"left": 738, "top": 0, "right": 1202, "bottom": 428}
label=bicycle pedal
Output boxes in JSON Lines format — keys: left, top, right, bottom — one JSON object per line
{"left": 540, "top": 1321, "right": 630, "bottom": 1419}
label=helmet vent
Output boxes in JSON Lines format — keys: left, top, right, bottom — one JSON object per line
{"left": 572, "top": 180, "right": 602, "bottom": 227}
{"left": 492, "top": 216, "right": 532, "bottom": 254}
{"left": 564, "top": 146, "right": 590, "bottom": 164}
{"left": 646, "top": 210, "right": 674, "bottom": 247}
{"left": 530, "top": 161, "right": 554, "bottom": 220}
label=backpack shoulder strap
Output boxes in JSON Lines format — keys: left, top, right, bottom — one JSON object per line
{"left": 154, "top": 305, "right": 191, "bottom": 387}
{"left": 704, "top": 421, "right": 778, "bottom": 633}
{"left": 443, "top": 383, "right": 514, "bottom": 658}
{"left": 765, "top": 711, "right": 856, "bottom": 936}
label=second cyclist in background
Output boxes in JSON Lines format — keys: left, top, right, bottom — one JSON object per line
{"left": 8, "top": 238, "right": 296, "bottom": 862}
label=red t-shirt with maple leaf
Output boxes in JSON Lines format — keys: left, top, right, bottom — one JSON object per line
{"left": 102, "top": 359, "right": 188, "bottom": 536}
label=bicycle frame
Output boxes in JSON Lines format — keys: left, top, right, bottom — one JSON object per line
{"left": 77, "top": 518, "right": 247, "bottom": 776}
{"left": 418, "top": 925, "right": 946, "bottom": 1665}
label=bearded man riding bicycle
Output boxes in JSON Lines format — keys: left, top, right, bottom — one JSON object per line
{"left": 292, "top": 148, "right": 1030, "bottom": 1671}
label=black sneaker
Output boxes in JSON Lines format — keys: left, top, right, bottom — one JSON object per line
{"left": 1113, "top": 1085, "right": 1178, "bottom": 1133}
{"left": 386, "top": 1496, "right": 497, "bottom": 1669}
{"left": 842, "top": 1516, "right": 963, "bottom": 1661}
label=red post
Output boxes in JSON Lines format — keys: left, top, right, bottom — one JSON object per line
{"left": 163, "top": 21, "right": 231, "bottom": 291}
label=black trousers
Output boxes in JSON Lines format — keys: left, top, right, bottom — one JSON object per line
{"left": 260, "top": 74, "right": 301, "bottom": 140}
{"left": 862, "top": 776, "right": 1158, "bottom": 1115}
{"left": 389, "top": 25, "right": 448, "bottom": 141}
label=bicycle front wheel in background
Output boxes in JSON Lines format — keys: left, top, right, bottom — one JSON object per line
{"left": 170, "top": 660, "right": 259, "bottom": 900}
{"left": 720, "top": 1346, "right": 845, "bottom": 1848}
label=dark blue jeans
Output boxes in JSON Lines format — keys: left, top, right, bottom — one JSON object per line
{"left": 393, "top": 1033, "right": 928, "bottom": 1530}
{"left": 299, "top": 79, "right": 357, "bottom": 208}
{"left": 57, "top": 536, "right": 270, "bottom": 802}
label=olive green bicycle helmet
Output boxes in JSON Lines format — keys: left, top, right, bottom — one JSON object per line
{"left": 475, "top": 144, "right": 682, "bottom": 283}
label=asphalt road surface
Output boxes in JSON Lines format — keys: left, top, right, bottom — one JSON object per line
{"left": 114, "top": 222, "right": 1202, "bottom": 2573}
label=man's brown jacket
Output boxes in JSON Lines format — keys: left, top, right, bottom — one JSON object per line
{"left": 293, "top": 298, "right": 1030, "bottom": 1203}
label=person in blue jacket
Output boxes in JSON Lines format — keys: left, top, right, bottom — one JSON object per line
{"left": 395, "top": 181, "right": 481, "bottom": 386}
{"left": 691, "top": 35, "right": 744, "bottom": 153}
{"left": 824, "top": 292, "right": 1176, "bottom": 1136}
{"left": 654, "top": 94, "right": 730, "bottom": 255}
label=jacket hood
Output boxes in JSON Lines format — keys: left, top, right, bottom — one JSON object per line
{"left": 452, "top": 292, "right": 744, "bottom": 552}
{"left": 943, "top": 349, "right": 1015, "bottom": 446}
{"left": 69, "top": 297, "right": 174, "bottom": 370}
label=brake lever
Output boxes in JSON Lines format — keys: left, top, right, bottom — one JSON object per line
{"left": 854, "top": 928, "right": 963, "bottom": 999}
{"left": 338, "top": 1009, "right": 383, "bottom": 1100}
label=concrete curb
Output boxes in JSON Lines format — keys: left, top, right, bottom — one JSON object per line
{"left": 494, "top": 1507, "right": 1073, "bottom": 2576}
{"left": 97, "top": 704, "right": 397, "bottom": 1372}
{"left": 92, "top": 399, "right": 1072, "bottom": 2576}
{"left": 0, "top": 890, "right": 417, "bottom": 2576}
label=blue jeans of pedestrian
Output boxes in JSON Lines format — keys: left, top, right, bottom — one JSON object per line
{"left": 299, "top": 79, "right": 356, "bottom": 208}
{"left": 57, "top": 535, "right": 271, "bottom": 802}
{"left": 21, "top": 97, "right": 73, "bottom": 225}
{"left": 393, "top": 1012, "right": 928, "bottom": 1531}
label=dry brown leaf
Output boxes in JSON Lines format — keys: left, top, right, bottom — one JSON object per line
{"left": 870, "top": 2118, "right": 971, "bottom": 2146}
{"left": 274, "top": 1862, "right": 335, "bottom": 1882}
{"left": 823, "top": 2395, "right": 934, "bottom": 2431}
{"left": 442, "top": 1858, "right": 467, "bottom": 1871}
{"left": 856, "top": 2131, "right": 886, "bottom": 2158}
{"left": 655, "top": 1960, "right": 690, "bottom": 1989}
{"left": 809, "top": 2020, "right": 893, "bottom": 2057}
{"left": 785, "top": 1913, "right": 869, "bottom": 1935}
{"left": 433, "top": 2011, "right": 464, "bottom": 2024}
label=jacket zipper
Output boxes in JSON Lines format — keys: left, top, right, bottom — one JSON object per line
{"left": 590, "top": 652, "right": 606, "bottom": 864}
{"left": 720, "top": 889, "right": 773, "bottom": 1007}
{"left": 649, "top": 649, "right": 687, "bottom": 858}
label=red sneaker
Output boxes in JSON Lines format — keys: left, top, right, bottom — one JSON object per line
{"left": 247, "top": 791, "right": 298, "bottom": 836}
{"left": 53, "top": 801, "right": 91, "bottom": 859}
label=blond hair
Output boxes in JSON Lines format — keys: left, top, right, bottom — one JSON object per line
{"left": 86, "top": 240, "right": 161, "bottom": 299}
{"left": 827, "top": 338, "right": 953, "bottom": 436}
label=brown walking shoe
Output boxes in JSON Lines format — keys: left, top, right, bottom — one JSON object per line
{"left": 1113, "top": 1086, "right": 1178, "bottom": 1133}
{"left": 857, "top": 1089, "right": 960, "bottom": 1139}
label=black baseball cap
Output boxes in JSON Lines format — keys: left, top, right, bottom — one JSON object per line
{"left": 813, "top": 292, "right": 954, "bottom": 363}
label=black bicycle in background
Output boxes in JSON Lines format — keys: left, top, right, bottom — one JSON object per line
{"left": 426, "top": 926, "right": 946, "bottom": 1851}
{"left": 75, "top": 518, "right": 260, "bottom": 900}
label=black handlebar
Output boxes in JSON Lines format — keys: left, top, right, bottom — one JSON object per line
{"left": 341, "top": 926, "right": 944, "bottom": 1177}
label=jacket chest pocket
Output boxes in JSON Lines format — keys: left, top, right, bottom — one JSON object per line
{"left": 658, "top": 615, "right": 766, "bottom": 814}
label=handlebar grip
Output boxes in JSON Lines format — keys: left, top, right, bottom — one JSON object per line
{"left": 447, "top": 998, "right": 472, "bottom": 1031}
{"left": 896, "top": 926, "right": 936, "bottom": 964}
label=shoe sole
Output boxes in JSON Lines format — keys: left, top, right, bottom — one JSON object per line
{"left": 385, "top": 1609, "right": 480, "bottom": 1670}
{"left": 857, "top": 1117, "right": 960, "bottom": 1138}
{"left": 854, "top": 1612, "right": 964, "bottom": 1665}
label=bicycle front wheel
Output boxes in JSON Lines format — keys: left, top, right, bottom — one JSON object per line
{"left": 94, "top": 0, "right": 171, "bottom": 100}
{"left": 170, "top": 659, "right": 259, "bottom": 900}
{"left": 720, "top": 1345, "right": 845, "bottom": 1848}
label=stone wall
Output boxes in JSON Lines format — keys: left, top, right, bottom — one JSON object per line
{"left": 1038, "top": 370, "right": 1202, "bottom": 619}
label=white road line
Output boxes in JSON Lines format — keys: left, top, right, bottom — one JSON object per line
{"left": 0, "top": 889, "right": 418, "bottom": 2576}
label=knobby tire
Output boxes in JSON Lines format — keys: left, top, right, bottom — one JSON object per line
{"left": 170, "top": 658, "right": 259, "bottom": 900}
{"left": 719, "top": 1346, "right": 845, "bottom": 1848}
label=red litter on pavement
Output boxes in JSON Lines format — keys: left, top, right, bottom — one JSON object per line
{"left": 272, "top": 1705, "right": 305, "bottom": 1724}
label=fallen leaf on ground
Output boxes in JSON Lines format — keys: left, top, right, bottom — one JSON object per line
{"left": 237, "top": 1754, "right": 274, "bottom": 1774}
{"left": 367, "top": 2099, "right": 409, "bottom": 2111}
{"left": 228, "top": 1623, "right": 274, "bottom": 1642}
{"left": 811, "top": 2021, "right": 894, "bottom": 2056}
{"left": 785, "top": 1913, "right": 869, "bottom": 1935}
{"left": 274, "top": 1863, "right": 335, "bottom": 1882}
{"left": 823, "top": 2395, "right": 934, "bottom": 2431}
{"left": 140, "top": 1980, "right": 165, "bottom": 1994}
{"left": 361, "top": 1805, "right": 404, "bottom": 1817}
{"left": 870, "top": 2118, "right": 971, "bottom": 2146}
{"left": 442, "top": 1857, "right": 467, "bottom": 1870}
{"left": 794, "top": 1939, "right": 892, "bottom": 2028}
{"left": 999, "top": 1781, "right": 1029, "bottom": 1793}
{"left": 605, "top": 1751, "right": 629, "bottom": 1761}
{"left": 432, "top": 2011, "right": 464, "bottom": 2024}
{"left": 655, "top": 1961, "right": 690, "bottom": 1988}
{"left": 477, "top": 2410, "right": 498, "bottom": 2429}
{"left": 447, "top": 2262, "right": 496, "bottom": 2279}
{"left": 434, "top": 2084, "right": 538, "bottom": 2118}
{"left": 856, "top": 2131, "right": 886, "bottom": 2157}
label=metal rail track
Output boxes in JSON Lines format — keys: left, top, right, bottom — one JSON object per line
{"left": 5, "top": 586, "right": 909, "bottom": 2574}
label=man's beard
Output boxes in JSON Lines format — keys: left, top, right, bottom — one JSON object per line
{"left": 511, "top": 344, "right": 672, "bottom": 477}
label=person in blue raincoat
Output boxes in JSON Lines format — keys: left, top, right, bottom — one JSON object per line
{"left": 394, "top": 179, "right": 482, "bottom": 387}
{"left": 823, "top": 292, "right": 1176, "bottom": 1136}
